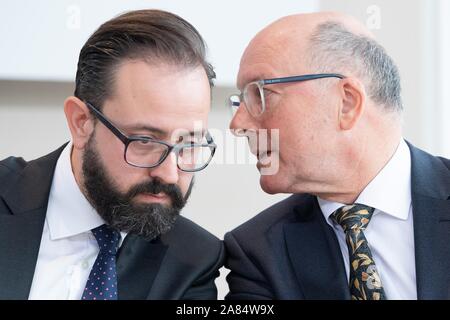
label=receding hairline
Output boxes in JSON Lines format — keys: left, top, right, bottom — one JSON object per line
{"left": 239, "top": 12, "right": 375, "bottom": 73}
{"left": 266, "top": 12, "right": 375, "bottom": 40}
{"left": 104, "top": 57, "right": 211, "bottom": 105}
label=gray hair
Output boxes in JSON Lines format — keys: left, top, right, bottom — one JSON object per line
{"left": 308, "top": 21, "right": 402, "bottom": 112}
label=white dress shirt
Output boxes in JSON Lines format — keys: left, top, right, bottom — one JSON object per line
{"left": 317, "top": 139, "right": 417, "bottom": 299}
{"left": 28, "top": 143, "right": 126, "bottom": 300}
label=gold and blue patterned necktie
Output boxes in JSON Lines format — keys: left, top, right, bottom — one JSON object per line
{"left": 332, "top": 204, "right": 386, "bottom": 300}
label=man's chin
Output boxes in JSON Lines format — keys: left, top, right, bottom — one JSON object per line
{"left": 259, "top": 174, "right": 285, "bottom": 195}
{"left": 259, "top": 173, "right": 291, "bottom": 194}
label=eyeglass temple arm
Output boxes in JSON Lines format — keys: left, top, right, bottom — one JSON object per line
{"left": 85, "top": 101, "right": 129, "bottom": 144}
{"left": 263, "top": 73, "right": 345, "bottom": 85}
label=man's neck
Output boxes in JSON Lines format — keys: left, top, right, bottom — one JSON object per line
{"left": 317, "top": 135, "right": 402, "bottom": 204}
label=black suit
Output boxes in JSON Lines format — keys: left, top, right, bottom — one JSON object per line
{"left": 225, "top": 143, "right": 450, "bottom": 299}
{"left": 0, "top": 145, "right": 224, "bottom": 300}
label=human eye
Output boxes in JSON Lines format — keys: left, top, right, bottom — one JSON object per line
{"left": 178, "top": 133, "right": 204, "bottom": 145}
{"left": 263, "top": 87, "right": 274, "bottom": 97}
{"left": 263, "top": 87, "right": 278, "bottom": 106}
{"left": 130, "top": 134, "right": 155, "bottom": 142}
{"left": 130, "top": 137, "right": 157, "bottom": 149}
{"left": 137, "top": 139, "right": 150, "bottom": 145}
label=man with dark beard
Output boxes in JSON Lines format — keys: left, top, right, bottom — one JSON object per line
{"left": 81, "top": 134, "right": 188, "bottom": 242}
{"left": 0, "top": 9, "right": 223, "bottom": 300}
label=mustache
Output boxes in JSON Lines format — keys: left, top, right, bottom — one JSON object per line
{"left": 125, "top": 179, "right": 185, "bottom": 208}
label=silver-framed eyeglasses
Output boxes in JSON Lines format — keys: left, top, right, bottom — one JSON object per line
{"left": 228, "top": 73, "right": 345, "bottom": 118}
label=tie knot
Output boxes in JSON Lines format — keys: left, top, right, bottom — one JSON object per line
{"left": 91, "top": 224, "right": 121, "bottom": 256}
{"left": 331, "top": 204, "right": 375, "bottom": 233}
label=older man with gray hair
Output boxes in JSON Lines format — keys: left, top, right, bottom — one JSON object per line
{"left": 225, "top": 12, "right": 450, "bottom": 300}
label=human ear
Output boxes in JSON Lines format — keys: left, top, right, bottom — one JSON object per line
{"left": 337, "top": 77, "right": 366, "bottom": 130}
{"left": 63, "top": 96, "right": 95, "bottom": 149}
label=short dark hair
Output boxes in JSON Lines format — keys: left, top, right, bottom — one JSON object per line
{"left": 74, "top": 9, "right": 215, "bottom": 109}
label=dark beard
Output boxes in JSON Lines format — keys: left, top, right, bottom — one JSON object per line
{"left": 81, "top": 135, "right": 189, "bottom": 241}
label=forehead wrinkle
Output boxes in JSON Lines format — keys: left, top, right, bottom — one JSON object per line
{"left": 238, "top": 29, "right": 310, "bottom": 90}
{"left": 238, "top": 47, "right": 278, "bottom": 89}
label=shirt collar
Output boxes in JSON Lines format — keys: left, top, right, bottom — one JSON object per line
{"left": 46, "top": 143, "right": 105, "bottom": 240}
{"left": 318, "top": 139, "right": 412, "bottom": 226}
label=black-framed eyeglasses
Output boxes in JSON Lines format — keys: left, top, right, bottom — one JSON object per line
{"left": 227, "top": 73, "right": 345, "bottom": 118}
{"left": 85, "top": 101, "right": 217, "bottom": 172}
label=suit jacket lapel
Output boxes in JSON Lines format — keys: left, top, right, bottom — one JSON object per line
{"left": 284, "top": 196, "right": 350, "bottom": 299}
{"left": 0, "top": 146, "right": 65, "bottom": 299}
{"left": 117, "top": 234, "right": 167, "bottom": 299}
{"left": 409, "top": 143, "right": 450, "bottom": 299}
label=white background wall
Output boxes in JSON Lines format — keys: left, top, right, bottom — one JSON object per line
{"left": 0, "top": 0, "right": 449, "bottom": 300}
{"left": 0, "top": 0, "right": 318, "bottom": 85}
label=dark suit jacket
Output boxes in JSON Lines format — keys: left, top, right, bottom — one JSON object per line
{"left": 225, "top": 143, "right": 450, "bottom": 299}
{"left": 0, "top": 145, "right": 224, "bottom": 300}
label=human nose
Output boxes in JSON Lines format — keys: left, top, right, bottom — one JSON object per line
{"left": 148, "top": 152, "right": 179, "bottom": 185}
{"left": 229, "top": 101, "right": 258, "bottom": 137}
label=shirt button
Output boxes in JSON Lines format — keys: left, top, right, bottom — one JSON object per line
{"left": 81, "top": 260, "right": 89, "bottom": 269}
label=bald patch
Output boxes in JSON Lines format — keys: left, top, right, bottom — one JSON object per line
{"left": 238, "top": 11, "right": 376, "bottom": 88}
{"left": 260, "top": 11, "right": 374, "bottom": 41}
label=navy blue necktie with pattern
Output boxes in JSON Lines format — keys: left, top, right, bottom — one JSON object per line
{"left": 82, "top": 224, "right": 121, "bottom": 300}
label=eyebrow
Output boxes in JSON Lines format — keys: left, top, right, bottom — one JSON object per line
{"left": 122, "top": 124, "right": 206, "bottom": 138}
{"left": 181, "top": 129, "right": 207, "bottom": 138}
{"left": 121, "top": 124, "right": 167, "bottom": 137}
